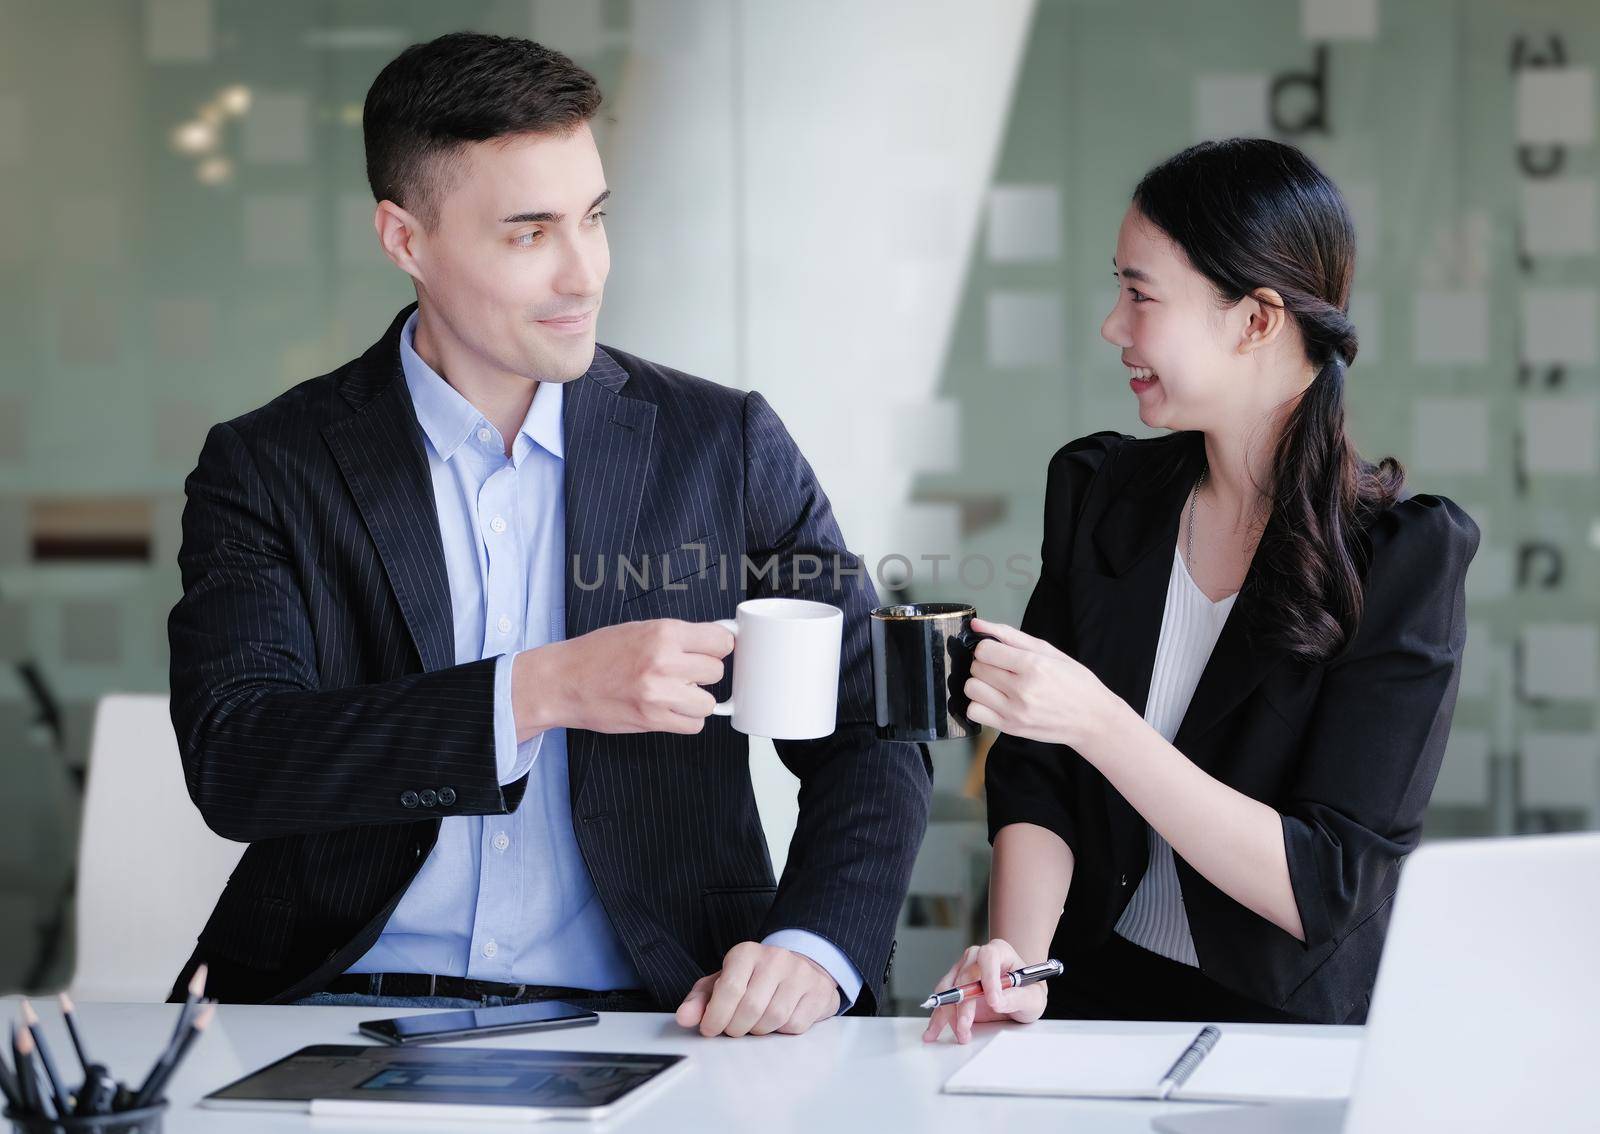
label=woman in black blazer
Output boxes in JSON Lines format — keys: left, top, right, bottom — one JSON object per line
{"left": 925, "top": 139, "right": 1478, "bottom": 1038}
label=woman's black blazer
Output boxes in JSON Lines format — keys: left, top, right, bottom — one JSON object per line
{"left": 985, "top": 429, "right": 1479, "bottom": 1024}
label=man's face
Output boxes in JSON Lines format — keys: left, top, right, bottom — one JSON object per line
{"left": 407, "top": 123, "right": 610, "bottom": 383}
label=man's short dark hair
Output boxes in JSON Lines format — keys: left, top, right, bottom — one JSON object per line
{"left": 364, "top": 32, "right": 603, "bottom": 230}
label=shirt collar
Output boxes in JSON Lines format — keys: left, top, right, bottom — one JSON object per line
{"left": 399, "top": 309, "right": 565, "bottom": 462}
{"left": 523, "top": 364, "right": 565, "bottom": 461}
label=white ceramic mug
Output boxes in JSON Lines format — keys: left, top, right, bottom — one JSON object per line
{"left": 710, "top": 598, "right": 844, "bottom": 739}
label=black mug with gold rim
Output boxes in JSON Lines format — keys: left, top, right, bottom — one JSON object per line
{"left": 869, "top": 602, "right": 997, "bottom": 741}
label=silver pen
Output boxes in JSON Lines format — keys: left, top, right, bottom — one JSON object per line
{"left": 1156, "top": 1024, "right": 1222, "bottom": 1099}
{"left": 919, "top": 958, "right": 1064, "bottom": 1010}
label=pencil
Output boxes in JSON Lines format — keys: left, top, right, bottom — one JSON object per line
{"left": 0, "top": 1036, "right": 22, "bottom": 1114}
{"left": 56, "top": 991, "right": 91, "bottom": 1072}
{"left": 14, "top": 1026, "right": 53, "bottom": 1120}
{"left": 131, "top": 965, "right": 207, "bottom": 1113}
{"left": 9, "top": 1025, "right": 29, "bottom": 1115}
{"left": 19, "top": 1001, "right": 69, "bottom": 1117}
{"left": 169, "top": 964, "right": 208, "bottom": 1046}
{"left": 133, "top": 1002, "right": 214, "bottom": 1109}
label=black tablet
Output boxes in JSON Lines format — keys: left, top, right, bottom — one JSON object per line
{"left": 358, "top": 999, "right": 599, "bottom": 1045}
{"left": 201, "top": 1044, "right": 686, "bottom": 1121}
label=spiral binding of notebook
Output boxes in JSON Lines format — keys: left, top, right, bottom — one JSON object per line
{"left": 1156, "top": 1025, "right": 1223, "bottom": 1099}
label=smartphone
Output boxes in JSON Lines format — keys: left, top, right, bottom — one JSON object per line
{"left": 357, "top": 1000, "right": 600, "bottom": 1046}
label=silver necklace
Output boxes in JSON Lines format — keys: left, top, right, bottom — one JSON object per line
{"left": 1186, "top": 465, "right": 1208, "bottom": 571}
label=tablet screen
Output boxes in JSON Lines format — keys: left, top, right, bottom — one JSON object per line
{"left": 204, "top": 1045, "right": 684, "bottom": 1111}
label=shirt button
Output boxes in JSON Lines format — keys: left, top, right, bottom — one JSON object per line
{"left": 493, "top": 832, "right": 510, "bottom": 852}
{"left": 482, "top": 940, "right": 498, "bottom": 959}
{"left": 497, "top": 615, "right": 513, "bottom": 634}
{"left": 477, "top": 427, "right": 493, "bottom": 444}
{"left": 489, "top": 516, "right": 507, "bottom": 534}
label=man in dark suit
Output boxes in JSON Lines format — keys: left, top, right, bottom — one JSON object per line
{"left": 167, "top": 32, "right": 930, "bottom": 1037}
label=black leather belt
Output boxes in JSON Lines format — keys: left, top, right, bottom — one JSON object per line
{"left": 323, "top": 972, "right": 651, "bottom": 1005}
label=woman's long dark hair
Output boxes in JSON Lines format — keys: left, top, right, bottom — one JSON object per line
{"left": 1132, "top": 138, "right": 1405, "bottom": 665}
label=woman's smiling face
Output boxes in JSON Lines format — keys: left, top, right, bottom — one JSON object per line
{"left": 1100, "top": 205, "right": 1269, "bottom": 434}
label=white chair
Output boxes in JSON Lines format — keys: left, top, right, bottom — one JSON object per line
{"left": 71, "top": 694, "right": 244, "bottom": 1001}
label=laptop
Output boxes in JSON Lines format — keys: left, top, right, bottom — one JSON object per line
{"left": 1155, "top": 831, "right": 1600, "bottom": 1134}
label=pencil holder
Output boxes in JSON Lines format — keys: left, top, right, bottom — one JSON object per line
{"left": 5, "top": 1101, "right": 166, "bottom": 1134}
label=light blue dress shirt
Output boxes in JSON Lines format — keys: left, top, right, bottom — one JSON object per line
{"left": 352, "top": 312, "right": 861, "bottom": 1009}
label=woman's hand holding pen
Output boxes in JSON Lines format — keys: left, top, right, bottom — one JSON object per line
{"left": 962, "top": 618, "right": 1135, "bottom": 754}
{"left": 922, "top": 939, "right": 1047, "bottom": 1045}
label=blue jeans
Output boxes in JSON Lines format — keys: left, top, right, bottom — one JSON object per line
{"left": 294, "top": 992, "right": 487, "bottom": 1009}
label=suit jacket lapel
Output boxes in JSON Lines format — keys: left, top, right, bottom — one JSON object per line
{"left": 1078, "top": 494, "right": 1181, "bottom": 718}
{"left": 1170, "top": 509, "right": 1292, "bottom": 757}
{"left": 563, "top": 346, "right": 657, "bottom": 801}
{"left": 322, "top": 306, "right": 456, "bottom": 674}
{"left": 1074, "top": 431, "right": 1290, "bottom": 778}
{"left": 1073, "top": 432, "right": 1200, "bottom": 710}
{"left": 1071, "top": 436, "right": 1196, "bottom": 856}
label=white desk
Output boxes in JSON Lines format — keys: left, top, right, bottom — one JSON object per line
{"left": 7, "top": 1001, "right": 1361, "bottom": 1132}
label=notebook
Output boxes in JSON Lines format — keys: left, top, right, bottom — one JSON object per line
{"left": 942, "top": 1028, "right": 1362, "bottom": 1104}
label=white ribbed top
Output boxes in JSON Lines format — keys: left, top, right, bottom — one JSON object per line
{"left": 1112, "top": 546, "right": 1238, "bottom": 966}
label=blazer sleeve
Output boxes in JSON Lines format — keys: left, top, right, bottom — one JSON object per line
{"left": 168, "top": 421, "right": 527, "bottom": 844}
{"left": 984, "top": 432, "right": 1127, "bottom": 853}
{"left": 1280, "top": 494, "right": 1479, "bottom": 951}
{"left": 739, "top": 390, "right": 933, "bottom": 1016}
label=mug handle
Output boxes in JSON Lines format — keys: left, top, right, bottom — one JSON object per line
{"left": 710, "top": 618, "right": 739, "bottom": 717}
{"left": 952, "top": 627, "right": 1000, "bottom": 655}
{"left": 948, "top": 628, "right": 1000, "bottom": 717}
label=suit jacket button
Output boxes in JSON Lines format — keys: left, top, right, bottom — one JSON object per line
{"left": 438, "top": 787, "right": 457, "bottom": 806}
{"left": 400, "top": 790, "right": 420, "bottom": 808}
{"left": 419, "top": 789, "right": 438, "bottom": 807}
{"left": 1120, "top": 874, "right": 1129, "bottom": 887}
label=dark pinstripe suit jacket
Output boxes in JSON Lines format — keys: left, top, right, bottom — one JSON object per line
{"left": 167, "top": 304, "right": 932, "bottom": 1011}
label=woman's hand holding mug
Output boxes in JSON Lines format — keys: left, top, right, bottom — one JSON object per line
{"left": 961, "top": 617, "right": 1136, "bottom": 754}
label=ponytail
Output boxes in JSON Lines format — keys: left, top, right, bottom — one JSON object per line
{"left": 1258, "top": 303, "right": 1404, "bottom": 663}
